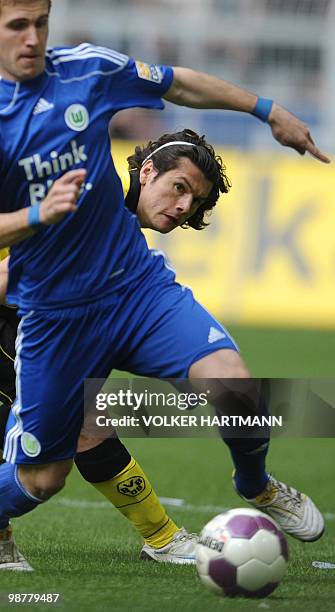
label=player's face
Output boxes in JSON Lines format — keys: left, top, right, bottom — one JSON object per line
{"left": 0, "top": 1, "right": 49, "bottom": 82}
{"left": 138, "top": 157, "right": 213, "bottom": 233}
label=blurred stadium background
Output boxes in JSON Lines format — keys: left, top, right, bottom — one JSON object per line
{"left": 51, "top": 0, "right": 335, "bottom": 150}
{"left": 49, "top": 0, "right": 335, "bottom": 334}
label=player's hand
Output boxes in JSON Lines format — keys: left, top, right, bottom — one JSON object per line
{"left": 268, "top": 103, "right": 331, "bottom": 163}
{"left": 39, "top": 169, "right": 87, "bottom": 225}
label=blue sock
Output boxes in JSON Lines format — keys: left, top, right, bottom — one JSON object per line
{"left": 225, "top": 438, "right": 270, "bottom": 499}
{"left": 0, "top": 462, "right": 43, "bottom": 529}
{"left": 215, "top": 388, "right": 270, "bottom": 498}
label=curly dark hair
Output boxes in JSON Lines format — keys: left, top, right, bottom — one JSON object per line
{"left": 127, "top": 129, "right": 231, "bottom": 230}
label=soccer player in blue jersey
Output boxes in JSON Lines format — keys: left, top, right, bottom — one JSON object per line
{"left": 0, "top": 0, "right": 329, "bottom": 571}
{"left": 0, "top": 128, "right": 325, "bottom": 567}
{"left": 0, "top": 129, "right": 230, "bottom": 567}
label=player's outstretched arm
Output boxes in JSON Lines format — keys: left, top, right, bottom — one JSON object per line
{"left": 164, "top": 67, "right": 330, "bottom": 163}
{"left": 0, "top": 169, "right": 87, "bottom": 249}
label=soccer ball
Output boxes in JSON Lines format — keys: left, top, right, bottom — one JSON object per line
{"left": 196, "top": 508, "right": 288, "bottom": 598}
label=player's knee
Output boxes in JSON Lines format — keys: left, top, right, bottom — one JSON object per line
{"left": 32, "top": 474, "right": 66, "bottom": 500}
{"left": 18, "top": 460, "right": 73, "bottom": 501}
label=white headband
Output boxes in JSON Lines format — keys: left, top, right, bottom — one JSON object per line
{"left": 141, "top": 141, "right": 196, "bottom": 166}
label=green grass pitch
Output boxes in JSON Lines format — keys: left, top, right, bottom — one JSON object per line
{"left": 1, "top": 326, "right": 334, "bottom": 611}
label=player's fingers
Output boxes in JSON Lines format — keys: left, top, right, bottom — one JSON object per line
{"left": 305, "top": 142, "right": 331, "bottom": 164}
{"left": 50, "top": 204, "right": 78, "bottom": 223}
{"left": 46, "top": 201, "right": 78, "bottom": 217}
{"left": 57, "top": 169, "right": 87, "bottom": 185}
{"left": 295, "top": 143, "right": 330, "bottom": 163}
{"left": 307, "top": 132, "right": 315, "bottom": 145}
{"left": 305, "top": 138, "right": 331, "bottom": 164}
{"left": 55, "top": 202, "right": 78, "bottom": 213}
{"left": 295, "top": 147, "right": 306, "bottom": 156}
{"left": 303, "top": 130, "right": 331, "bottom": 162}
{"left": 53, "top": 184, "right": 82, "bottom": 198}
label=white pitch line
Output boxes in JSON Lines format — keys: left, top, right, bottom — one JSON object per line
{"left": 54, "top": 497, "right": 335, "bottom": 520}
{"left": 55, "top": 497, "right": 228, "bottom": 514}
{"left": 312, "top": 561, "right": 335, "bottom": 569}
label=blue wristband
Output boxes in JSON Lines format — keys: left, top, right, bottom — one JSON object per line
{"left": 28, "top": 204, "right": 42, "bottom": 227}
{"left": 252, "top": 97, "right": 273, "bottom": 123}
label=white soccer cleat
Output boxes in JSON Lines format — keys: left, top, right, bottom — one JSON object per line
{"left": 0, "top": 527, "right": 33, "bottom": 571}
{"left": 235, "top": 475, "right": 324, "bottom": 542}
{"left": 140, "top": 527, "right": 198, "bottom": 564}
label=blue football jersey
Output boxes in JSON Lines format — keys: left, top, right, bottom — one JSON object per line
{"left": 0, "top": 44, "right": 173, "bottom": 309}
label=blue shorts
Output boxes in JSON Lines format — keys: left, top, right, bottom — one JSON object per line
{"left": 4, "top": 261, "right": 238, "bottom": 465}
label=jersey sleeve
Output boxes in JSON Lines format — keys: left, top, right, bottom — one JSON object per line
{"left": 106, "top": 57, "right": 174, "bottom": 113}
{"left": 48, "top": 44, "right": 174, "bottom": 114}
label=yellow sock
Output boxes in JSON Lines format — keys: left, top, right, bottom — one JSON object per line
{"left": 93, "top": 458, "right": 179, "bottom": 548}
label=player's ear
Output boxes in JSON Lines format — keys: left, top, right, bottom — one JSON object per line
{"left": 139, "top": 160, "right": 155, "bottom": 186}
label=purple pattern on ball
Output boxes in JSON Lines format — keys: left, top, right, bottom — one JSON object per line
{"left": 256, "top": 516, "right": 280, "bottom": 535}
{"left": 209, "top": 558, "right": 236, "bottom": 588}
{"left": 226, "top": 515, "right": 259, "bottom": 538}
{"left": 278, "top": 532, "right": 289, "bottom": 561}
{"left": 255, "top": 516, "right": 289, "bottom": 561}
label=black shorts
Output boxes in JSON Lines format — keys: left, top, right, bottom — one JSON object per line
{"left": 0, "top": 306, "right": 18, "bottom": 451}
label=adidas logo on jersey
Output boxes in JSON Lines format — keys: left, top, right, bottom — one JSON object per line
{"left": 33, "top": 98, "right": 54, "bottom": 116}
{"left": 208, "top": 326, "right": 226, "bottom": 344}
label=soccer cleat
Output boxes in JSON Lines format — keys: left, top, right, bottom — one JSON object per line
{"left": 0, "top": 526, "right": 33, "bottom": 571}
{"left": 234, "top": 475, "right": 325, "bottom": 542}
{"left": 140, "top": 527, "right": 198, "bottom": 564}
